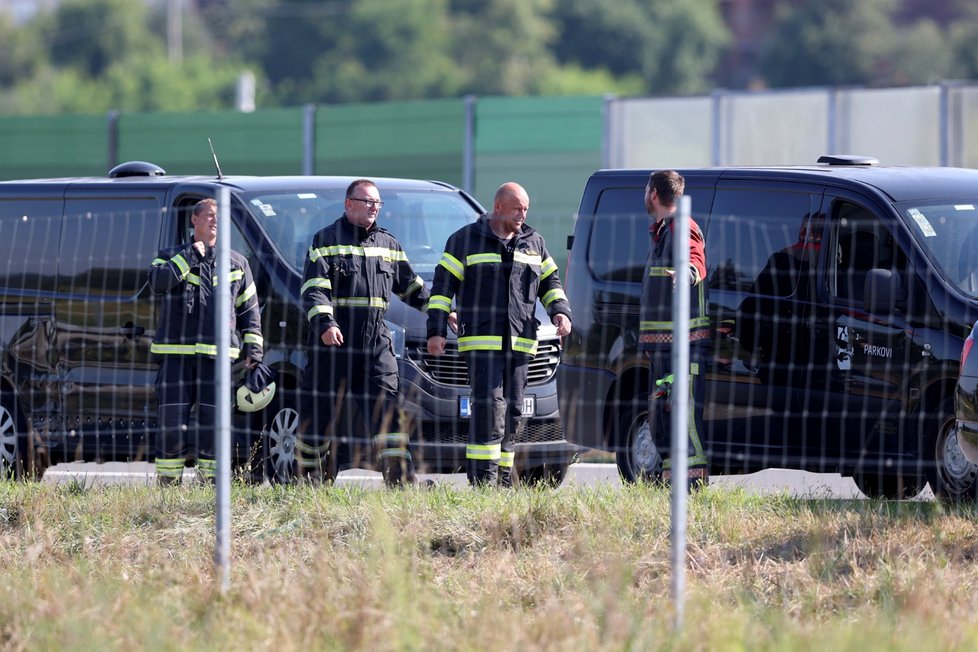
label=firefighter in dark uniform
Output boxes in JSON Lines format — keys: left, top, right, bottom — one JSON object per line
{"left": 297, "top": 179, "right": 429, "bottom": 486}
{"left": 427, "top": 182, "right": 572, "bottom": 487}
{"left": 147, "top": 198, "right": 264, "bottom": 485}
{"left": 640, "top": 170, "right": 711, "bottom": 490}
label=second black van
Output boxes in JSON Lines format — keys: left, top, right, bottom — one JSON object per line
{"left": 559, "top": 156, "right": 978, "bottom": 500}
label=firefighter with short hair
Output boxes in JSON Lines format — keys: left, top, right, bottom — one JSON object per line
{"left": 297, "top": 179, "right": 429, "bottom": 486}
{"left": 427, "top": 182, "right": 572, "bottom": 487}
{"left": 640, "top": 169, "right": 711, "bottom": 490}
{"left": 148, "top": 198, "right": 264, "bottom": 485}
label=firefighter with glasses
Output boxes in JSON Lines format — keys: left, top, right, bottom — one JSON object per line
{"left": 297, "top": 179, "right": 429, "bottom": 486}
{"left": 148, "top": 198, "right": 264, "bottom": 485}
{"left": 427, "top": 182, "right": 572, "bottom": 487}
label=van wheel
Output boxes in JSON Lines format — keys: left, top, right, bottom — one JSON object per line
{"left": 853, "top": 470, "right": 926, "bottom": 500}
{"left": 0, "top": 396, "right": 23, "bottom": 480}
{"left": 614, "top": 401, "right": 662, "bottom": 483}
{"left": 259, "top": 397, "right": 298, "bottom": 484}
{"left": 926, "top": 398, "right": 978, "bottom": 502}
{"left": 0, "top": 395, "right": 44, "bottom": 480}
{"left": 520, "top": 462, "right": 569, "bottom": 487}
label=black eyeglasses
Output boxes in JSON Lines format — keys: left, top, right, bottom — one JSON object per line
{"left": 349, "top": 197, "right": 384, "bottom": 209}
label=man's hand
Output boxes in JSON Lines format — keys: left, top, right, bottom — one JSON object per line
{"left": 245, "top": 357, "right": 257, "bottom": 369}
{"left": 321, "top": 326, "right": 344, "bottom": 347}
{"left": 192, "top": 241, "right": 206, "bottom": 257}
{"left": 427, "top": 335, "right": 446, "bottom": 356}
{"left": 552, "top": 313, "right": 572, "bottom": 337}
{"left": 447, "top": 311, "right": 458, "bottom": 334}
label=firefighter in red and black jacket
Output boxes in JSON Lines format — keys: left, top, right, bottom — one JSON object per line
{"left": 427, "top": 183, "right": 572, "bottom": 487}
{"left": 298, "top": 179, "right": 429, "bottom": 486}
{"left": 147, "top": 198, "right": 264, "bottom": 485}
{"left": 639, "top": 170, "right": 711, "bottom": 490}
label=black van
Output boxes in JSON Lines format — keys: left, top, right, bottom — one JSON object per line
{"left": 0, "top": 162, "right": 578, "bottom": 483}
{"left": 559, "top": 156, "right": 978, "bottom": 500}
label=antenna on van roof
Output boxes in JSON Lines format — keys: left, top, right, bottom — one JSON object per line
{"left": 208, "top": 138, "right": 224, "bottom": 180}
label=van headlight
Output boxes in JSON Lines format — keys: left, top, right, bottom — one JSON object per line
{"left": 386, "top": 320, "right": 406, "bottom": 359}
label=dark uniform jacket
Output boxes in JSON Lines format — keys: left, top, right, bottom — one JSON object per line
{"left": 639, "top": 215, "right": 710, "bottom": 351}
{"left": 148, "top": 242, "right": 264, "bottom": 361}
{"left": 427, "top": 215, "right": 571, "bottom": 356}
{"left": 301, "top": 214, "right": 429, "bottom": 359}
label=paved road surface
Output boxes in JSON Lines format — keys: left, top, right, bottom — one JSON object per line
{"left": 40, "top": 461, "right": 936, "bottom": 500}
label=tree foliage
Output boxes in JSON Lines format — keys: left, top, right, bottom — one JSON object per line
{"left": 759, "top": 0, "right": 958, "bottom": 88}
{"left": 2, "top": 0, "right": 978, "bottom": 115}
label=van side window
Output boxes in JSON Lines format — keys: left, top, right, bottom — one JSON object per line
{"left": 707, "top": 188, "right": 817, "bottom": 296}
{"left": 0, "top": 198, "right": 63, "bottom": 293}
{"left": 59, "top": 197, "right": 163, "bottom": 297}
{"left": 828, "top": 201, "right": 908, "bottom": 304}
{"left": 588, "top": 188, "right": 651, "bottom": 283}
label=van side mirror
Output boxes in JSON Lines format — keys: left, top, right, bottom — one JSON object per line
{"left": 566, "top": 234, "right": 575, "bottom": 251}
{"left": 863, "top": 268, "right": 904, "bottom": 315}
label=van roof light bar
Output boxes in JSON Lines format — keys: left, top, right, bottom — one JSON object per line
{"left": 817, "top": 154, "right": 879, "bottom": 166}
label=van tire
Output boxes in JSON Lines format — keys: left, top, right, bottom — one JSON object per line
{"left": 259, "top": 395, "right": 298, "bottom": 484}
{"left": 0, "top": 394, "right": 45, "bottom": 480}
{"left": 0, "top": 395, "right": 24, "bottom": 480}
{"left": 926, "top": 398, "right": 978, "bottom": 501}
{"left": 614, "top": 397, "right": 663, "bottom": 483}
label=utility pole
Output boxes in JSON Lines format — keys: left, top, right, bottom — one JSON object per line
{"left": 167, "top": 0, "right": 183, "bottom": 64}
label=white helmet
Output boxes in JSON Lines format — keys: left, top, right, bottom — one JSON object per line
{"left": 236, "top": 381, "right": 276, "bottom": 413}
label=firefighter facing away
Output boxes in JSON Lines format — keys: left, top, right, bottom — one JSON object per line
{"left": 147, "top": 198, "right": 264, "bottom": 485}
{"left": 640, "top": 169, "right": 711, "bottom": 490}
{"left": 427, "top": 182, "right": 572, "bottom": 487}
{"left": 297, "top": 179, "right": 429, "bottom": 486}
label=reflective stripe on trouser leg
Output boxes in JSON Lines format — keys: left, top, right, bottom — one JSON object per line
{"left": 198, "top": 456, "right": 217, "bottom": 480}
{"left": 155, "top": 457, "right": 185, "bottom": 480}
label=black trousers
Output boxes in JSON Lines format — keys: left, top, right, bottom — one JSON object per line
{"left": 464, "top": 349, "right": 528, "bottom": 487}
{"left": 647, "top": 349, "right": 708, "bottom": 479}
{"left": 297, "top": 348, "right": 414, "bottom": 485}
{"left": 154, "top": 355, "right": 217, "bottom": 480}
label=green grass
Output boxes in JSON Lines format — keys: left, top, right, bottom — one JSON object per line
{"left": 0, "top": 481, "right": 977, "bottom": 650}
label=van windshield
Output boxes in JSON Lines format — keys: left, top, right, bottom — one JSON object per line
{"left": 238, "top": 187, "right": 480, "bottom": 275}
{"left": 901, "top": 201, "right": 978, "bottom": 297}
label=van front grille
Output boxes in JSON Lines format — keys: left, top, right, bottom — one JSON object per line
{"left": 411, "top": 339, "right": 560, "bottom": 386}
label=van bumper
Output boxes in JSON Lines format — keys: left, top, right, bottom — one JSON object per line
{"left": 398, "top": 358, "right": 586, "bottom": 474}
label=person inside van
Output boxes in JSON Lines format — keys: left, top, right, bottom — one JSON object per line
{"left": 147, "top": 198, "right": 265, "bottom": 485}
{"left": 639, "top": 170, "right": 711, "bottom": 491}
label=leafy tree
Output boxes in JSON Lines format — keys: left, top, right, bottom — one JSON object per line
{"left": 549, "top": 0, "right": 730, "bottom": 95}
{"left": 38, "top": 0, "right": 162, "bottom": 77}
{"left": 759, "top": 0, "right": 956, "bottom": 88}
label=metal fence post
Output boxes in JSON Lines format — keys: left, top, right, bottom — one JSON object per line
{"left": 671, "top": 195, "right": 691, "bottom": 630}
{"left": 463, "top": 95, "right": 476, "bottom": 194}
{"left": 215, "top": 187, "right": 232, "bottom": 594}
{"left": 303, "top": 103, "right": 316, "bottom": 176}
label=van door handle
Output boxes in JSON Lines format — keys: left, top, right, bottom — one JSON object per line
{"left": 119, "top": 322, "right": 145, "bottom": 338}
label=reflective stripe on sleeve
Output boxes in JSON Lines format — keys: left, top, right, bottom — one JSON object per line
{"left": 171, "top": 254, "right": 190, "bottom": 278}
{"left": 243, "top": 333, "right": 263, "bottom": 346}
{"left": 235, "top": 283, "right": 257, "bottom": 307}
{"left": 428, "top": 295, "right": 452, "bottom": 313}
{"left": 439, "top": 252, "right": 464, "bottom": 281}
{"left": 541, "top": 288, "right": 566, "bottom": 308}
{"left": 540, "top": 257, "right": 558, "bottom": 280}
{"left": 307, "top": 305, "right": 334, "bottom": 320}
{"left": 400, "top": 275, "right": 424, "bottom": 299}
{"left": 301, "top": 277, "right": 332, "bottom": 294}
